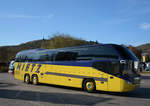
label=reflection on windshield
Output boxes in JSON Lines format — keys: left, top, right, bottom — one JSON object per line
{"left": 113, "top": 45, "right": 138, "bottom": 61}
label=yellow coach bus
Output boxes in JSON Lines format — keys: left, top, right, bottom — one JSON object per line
{"left": 14, "top": 44, "right": 141, "bottom": 92}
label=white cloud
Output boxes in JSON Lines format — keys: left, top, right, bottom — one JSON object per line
{"left": 0, "top": 14, "right": 54, "bottom": 19}
{"left": 140, "top": 23, "right": 150, "bottom": 30}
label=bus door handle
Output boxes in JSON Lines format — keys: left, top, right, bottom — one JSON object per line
{"left": 110, "top": 76, "right": 114, "bottom": 79}
{"left": 41, "top": 73, "right": 44, "bottom": 75}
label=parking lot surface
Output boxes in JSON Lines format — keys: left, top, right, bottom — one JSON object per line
{"left": 0, "top": 73, "right": 150, "bottom": 106}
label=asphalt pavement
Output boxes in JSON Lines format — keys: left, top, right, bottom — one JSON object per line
{"left": 0, "top": 73, "right": 150, "bottom": 106}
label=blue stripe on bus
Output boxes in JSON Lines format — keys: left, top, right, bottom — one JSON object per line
{"left": 25, "top": 60, "right": 111, "bottom": 67}
{"left": 29, "top": 61, "right": 93, "bottom": 67}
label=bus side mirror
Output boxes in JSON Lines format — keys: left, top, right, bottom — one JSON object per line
{"left": 120, "top": 60, "right": 126, "bottom": 64}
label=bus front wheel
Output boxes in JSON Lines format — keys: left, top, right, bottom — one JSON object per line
{"left": 24, "top": 74, "right": 30, "bottom": 84}
{"left": 32, "top": 75, "right": 38, "bottom": 85}
{"left": 83, "top": 79, "right": 96, "bottom": 93}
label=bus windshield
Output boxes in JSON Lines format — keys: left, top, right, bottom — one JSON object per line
{"left": 113, "top": 45, "right": 138, "bottom": 61}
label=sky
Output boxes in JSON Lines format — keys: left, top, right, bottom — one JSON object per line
{"left": 0, "top": 0, "right": 150, "bottom": 46}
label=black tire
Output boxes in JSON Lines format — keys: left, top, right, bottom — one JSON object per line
{"left": 83, "top": 79, "right": 96, "bottom": 93}
{"left": 24, "top": 74, "right": 30, "bottom": 84}
{"left": 32, "top": 75, "right": 38, "bottom": 85}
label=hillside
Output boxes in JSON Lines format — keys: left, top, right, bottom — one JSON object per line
{"left": 1, "top": 39, "right": 43, "bottom": 50}
{"left": 0, "top": 35, "right": 150, "bottom": 64}
{"left": 0, "top": 34, "right": 98, "bottom": 64}
{"left": 0, "top": 39, "right": 45, "bottom": 72}
{"left": 137, "top": 43, "right": 150, "bottom": 52}
{"left": 0, "top": 39, "right": 44, "bottom": 63}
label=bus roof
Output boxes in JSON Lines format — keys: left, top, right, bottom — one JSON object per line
{"left": 17, "top": 44, "right": 121, "bottom": 55}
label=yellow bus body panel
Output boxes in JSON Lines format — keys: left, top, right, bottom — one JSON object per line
{"left": 14, "top": 62, "right": 137, "bottom": 92}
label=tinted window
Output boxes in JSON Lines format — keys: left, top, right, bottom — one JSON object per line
{"left": 124, "top": 46, "right": 138, "bottom": 61}
{"left": 114, "top": 45, "right": 131, "bottom": 60}
{"left": 92, "top": 61, "right": 120, "bottom": 75}
{"left": 113, "top": 45, "right": 138, "bottom": 60}
{"left": 75, "top": 46, "right": 118, "bottom": 60}
{"left": 55, "top": 52, "right": 78, "bottom": 61}
{"left": 38, "top": 51, "right": 57, "bottom": 61}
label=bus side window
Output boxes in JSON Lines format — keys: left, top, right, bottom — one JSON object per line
{"left": 92, "top": 62, "right": 104, "bottom": 71}
{"left": 93, "top": 61, "right": 121, "bottom": 76}
{"left": 111, "top": 62, "right": 120, "bottom": 75}
{"left": 55, "top": 52, "right": 77, "bottom": 61}
{"left": 25, "top": 56, "right": 28, "bottom": 62}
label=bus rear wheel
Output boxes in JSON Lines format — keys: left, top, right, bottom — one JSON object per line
{"left": 24, "top": 74, "right": 30, "bottom": 84}
{"left": 32, "top": 75, "right": 38, "bottom": 85}
{"left": 83, "top": 79, "right": 96, "bottom": 93}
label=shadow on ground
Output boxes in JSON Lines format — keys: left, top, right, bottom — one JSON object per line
{"left": 141, "top": 75, "right": 150, "bottom": 80}
{"left": 26, "top": 78, "right": 150, "bottom": 100}
{"left": 31, "top": 83, "right": 150, "bottom": 100}
{"left": 0, "top": 82, "right": 16, "bottom": 88}
{"left": 96, "top": 87, "right": 150, "bottom": 99}
{"left": 0, "top": 89, "right": 112, "bottom": 105}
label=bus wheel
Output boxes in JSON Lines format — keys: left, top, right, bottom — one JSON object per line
{"left": 24, "top": 74, "right": 30, "bottom": 84}
{"left": 32, "top": 75, "right": 38, "bottom": 85}
{"left": 83, "top": 79, "right": 96, "bottom": 93}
